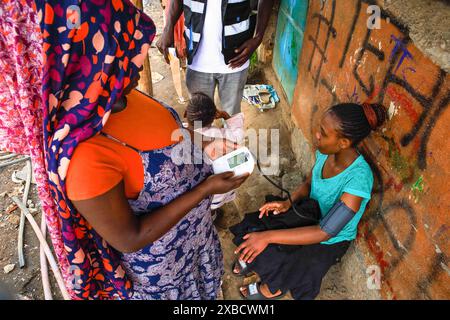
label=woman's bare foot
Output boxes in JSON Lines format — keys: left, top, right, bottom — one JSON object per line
{"left": 239, "top": 283, "right": 282, "bottom": 299}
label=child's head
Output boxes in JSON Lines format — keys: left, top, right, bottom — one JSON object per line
{"left": 315, "top": 102, "right": 387, "bottom": 154}
{"left": 185, "top": 92, "right": 217, "bottom": 128}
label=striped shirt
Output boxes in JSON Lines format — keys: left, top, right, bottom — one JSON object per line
{"left": 182, "top": 0, "right": 256, "bottom": 65}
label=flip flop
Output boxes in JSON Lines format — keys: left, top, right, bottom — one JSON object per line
{"left": 231, "top": 258, "right": 254, "bottom": 277}
{"left": 240, "top": 282, "right": 285, "bottom": 300}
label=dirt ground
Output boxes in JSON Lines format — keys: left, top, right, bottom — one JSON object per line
{"left": 0, "top": 0, "right": 354, "bottom": 300}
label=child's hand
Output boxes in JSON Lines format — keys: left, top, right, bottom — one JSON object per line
{"left": 234, "top": 232, "right": 268, "bottom": 263}
{"left": 204, "top": 138, "right": 238, "bottom": 160}
{"left": 215, "top": 110, "right": 231, "bottom": 120}
{"left": 258, "top": 200, "right": 291, "bottom": 218}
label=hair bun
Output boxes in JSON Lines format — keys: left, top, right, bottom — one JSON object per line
{"left": 362, "top": 103, "right": 387, "bottom": 130}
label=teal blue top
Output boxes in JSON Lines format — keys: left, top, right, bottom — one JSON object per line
{"left": 310, "top": 151, "right": 374, "bottom": 245}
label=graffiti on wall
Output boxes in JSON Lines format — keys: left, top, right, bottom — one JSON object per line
{"left": 293, "top": 0, "right": 449, "bottom": 299}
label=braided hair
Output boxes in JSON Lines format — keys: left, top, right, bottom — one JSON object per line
{"left": 327, "top": 102, "right": 387, "bottom": 146}
{"left": 186, "top": 92, "right": 217, "bottom": 127}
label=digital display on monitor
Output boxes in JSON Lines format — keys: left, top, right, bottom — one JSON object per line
{"left": 227, "top": 152, "right": 248, "bottom": 169}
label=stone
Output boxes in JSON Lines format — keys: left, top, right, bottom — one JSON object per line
{"left": 13, "top": 163, "right": 36, "bottom": 184}
{"left": 7, "top": 214, "right": 20, "bottom": 226}
{"left": 280, "top": 156, "right": 291, "bottom": 169}
{"left": 8, "top": 185, "right": 24, "bottom": 197}
{"left": 151, "top": 72, "right": 164, "bottom": 84}
{"left": 3, "top": 264, "right": 15, "bottom": 274}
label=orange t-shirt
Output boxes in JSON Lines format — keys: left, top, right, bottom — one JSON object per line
{"left": 66, "top": 89, "right": 181, "bottom": 201}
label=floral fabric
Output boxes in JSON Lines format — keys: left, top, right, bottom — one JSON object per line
{"left": 115, "top": 102, "right": 223, "bottom": 299}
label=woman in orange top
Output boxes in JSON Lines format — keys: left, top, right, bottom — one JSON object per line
{"left": 66, "top": 71, "right": 249, "bottom": 299}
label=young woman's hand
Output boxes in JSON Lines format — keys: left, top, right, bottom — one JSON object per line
{"left": 235, "top": 232, "right": 269, "bottom": 263}
{"left": 258, "top": 200, "right": 291, "bottom": 218}
{"left": 202, "top": 172, "right": 250, "bottom": 196}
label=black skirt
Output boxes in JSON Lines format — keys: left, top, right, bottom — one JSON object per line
{"left": 230, "top": 195, "right": 351, "bottom": 300}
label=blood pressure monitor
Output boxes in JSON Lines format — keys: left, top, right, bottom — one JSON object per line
{"left": 212, "top": 147, "right": 255, "bottom": 176}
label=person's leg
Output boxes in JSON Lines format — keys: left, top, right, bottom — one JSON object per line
{"left": 185, "top": 68, "right": 216, "bottom": 99}
{"left": 216, "top": 68, "right": 249, "bottom": 116}
{"left": 236, "top": 244, "right": 287, "bottom": 299}
{"left": 288, "top": 242, "right": 351, "bottom": 300}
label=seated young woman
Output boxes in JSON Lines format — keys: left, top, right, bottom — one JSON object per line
{"left": 231, "top": 102, "right": 387, "bottom": 300}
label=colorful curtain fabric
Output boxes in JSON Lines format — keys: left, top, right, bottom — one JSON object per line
{"left": 1, "top": 0, "right": 156, "bottom": 299}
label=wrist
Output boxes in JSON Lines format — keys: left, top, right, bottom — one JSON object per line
{"left": 263, "top": 230, "right": 274, "bottom": 244}
{"left": 197, "top": 179, "right": 211, "bottom": 198}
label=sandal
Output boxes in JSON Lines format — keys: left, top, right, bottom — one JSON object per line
{"left": 240, "top": 282, "right": 285, "bottom": 300}
{"left": 232, "top": 259, "right": 254, "bottom": 277}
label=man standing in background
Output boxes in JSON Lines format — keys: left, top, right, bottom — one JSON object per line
{"left": 157, "top": 0, "right": 274, "bottom": 116}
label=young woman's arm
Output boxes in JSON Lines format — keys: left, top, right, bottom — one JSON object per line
{"left": 236, "top": 193, "right": 363, "bottom": 263}
{"left": 73, "top": 172, "right": 248, "bottom": 253}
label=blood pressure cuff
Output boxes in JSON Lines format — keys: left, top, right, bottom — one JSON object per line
{"left": 319, "top": 201, "right": 356, "bottom": 237}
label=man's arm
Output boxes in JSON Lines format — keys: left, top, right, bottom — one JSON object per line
{"left": 253, "top": 0, "right": 275, "bottom": 44}
{"left": 228, "top": 0, "right": 275, "bottom": 69}
{"left": 156, "top": 0, "right": 183, "bottom": 63}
